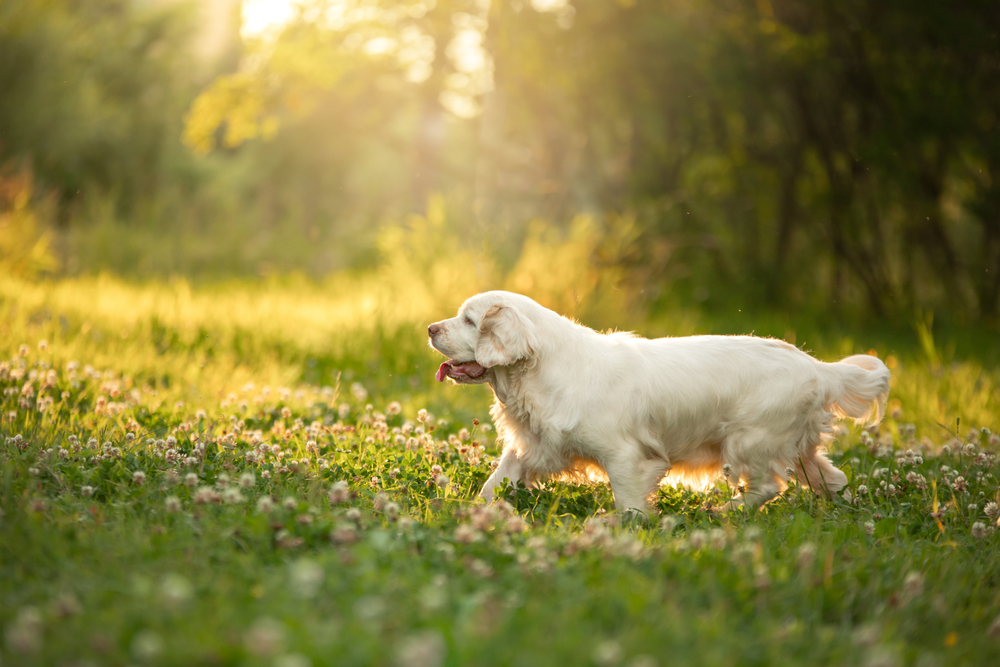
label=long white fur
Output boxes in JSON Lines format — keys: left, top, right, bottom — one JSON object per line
{"left": 428, "top": 291, "right": 891, "bottom": 514}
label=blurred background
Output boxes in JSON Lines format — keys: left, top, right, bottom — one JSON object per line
{"left": 1, "top": 0, "right": 999, "bottom": 330}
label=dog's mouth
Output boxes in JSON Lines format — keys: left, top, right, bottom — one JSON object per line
{"left": 435, "top": 360, "right": 486, "bottom": 383}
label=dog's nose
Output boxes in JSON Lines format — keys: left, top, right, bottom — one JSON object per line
{"left": 428, "top": 323, "right": 441, "bottom": 336}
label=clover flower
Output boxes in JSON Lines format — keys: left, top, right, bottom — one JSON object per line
{"left": 328, "top": 481, "right": 350, "bottom": 504}
{"left": 132, "top": 471, "right": 146, "bottom": 485}
{"left": 972, "top": 522, "right": 988, "bottom": 538}
{"left": 165, "top": 496, "right": 182, "bottom": 513}
{"left": 253, "top": 495, "right": 274, "bottom": 514}
{"left": 396, "top": 630, "right": 446, "bottom": 667}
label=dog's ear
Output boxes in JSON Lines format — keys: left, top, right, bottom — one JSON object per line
{"left": 475, "top": 304, "right": 537, "bottom": 368}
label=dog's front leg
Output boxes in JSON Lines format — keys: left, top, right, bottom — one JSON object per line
{"left": 479, "top": 446, "right": 525, "bottom": 502}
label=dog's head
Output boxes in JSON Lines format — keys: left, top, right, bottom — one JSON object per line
{"left": 428, "top": 291, "right": 539, "bottom": 383}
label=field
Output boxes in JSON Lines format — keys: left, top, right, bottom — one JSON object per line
{"left": 2, "top": 274, "right": 999, "bottom": 667}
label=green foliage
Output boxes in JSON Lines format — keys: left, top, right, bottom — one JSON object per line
{"left": 1, "top": 277, "right": 999, "bottom": 665}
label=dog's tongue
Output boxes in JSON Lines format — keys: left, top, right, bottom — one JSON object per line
{"left": 435, "top": 361, "right": 450, "bottom": 383}
{"left": 435, "top": 360, "right": 486, "bottom": 382}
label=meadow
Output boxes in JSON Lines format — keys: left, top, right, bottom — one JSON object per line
{"left": 1, "top": 270, "right": 999, "bottom": 667}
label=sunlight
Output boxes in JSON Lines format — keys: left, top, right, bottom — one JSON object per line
{"left": 241, "top": 0, "right": 299, "bottom": 40}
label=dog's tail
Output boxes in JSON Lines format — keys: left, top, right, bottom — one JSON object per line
{"left": 818, "top": 354, "right": 891, "bottom": 426}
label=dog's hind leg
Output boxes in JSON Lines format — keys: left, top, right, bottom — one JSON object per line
{"left": 605, "top": 453, "right": 672, "bottom": 516}
{"left": 793, "top": 451, "right": 847, "bottom": 497}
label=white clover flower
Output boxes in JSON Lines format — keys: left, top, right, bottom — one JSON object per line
{"left": 327, "top": 481, "right": 349, "bottom": 504}
{"left": 165, "top": 496, "right": 182, "bottom": 513}
{"left": 132, "top": 470, "right": 146, "bottom": 485}
{"left": 396, "top": 630, "right": 446, "bottom": 667}
{"left": 257, "top": 496, "right": 275, "bottom": 514}
{"left": 972, "top": 521, "right": 987, "bottom": 538}
{"left": 193, "top": 486, "right": 219, "bottom": 504}
{"left": 222, "top": 487, "right": 245, "bottom": 504}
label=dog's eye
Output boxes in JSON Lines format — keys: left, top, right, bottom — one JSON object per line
{"left": 464, "top": 316, "right": 475, "bottom": 327}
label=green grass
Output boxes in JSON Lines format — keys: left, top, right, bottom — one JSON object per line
{"left": 1, "top": 274, "right": 999, "bottom": 667}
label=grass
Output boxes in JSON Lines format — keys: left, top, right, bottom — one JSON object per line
{"left": 1, "top": 273, "right": 999, "bottom": 667}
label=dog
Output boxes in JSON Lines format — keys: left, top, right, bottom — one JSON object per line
{"left": 428, "top": 291, "right": 890, "bottom": 514}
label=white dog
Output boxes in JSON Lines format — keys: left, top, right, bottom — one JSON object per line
{"left": 428, "top": 291, "right": 890, "bottom": 514}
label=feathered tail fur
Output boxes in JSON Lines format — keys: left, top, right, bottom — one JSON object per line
{"left": 819, "top": 354, "right": 891, "bottom": 425}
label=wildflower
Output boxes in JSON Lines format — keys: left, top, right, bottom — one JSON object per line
{"left": 160, "top": 573, "right": 193, "bottom": 607}
{"left": 454, "top": 524, "right": 481, "bottom": 543}
{"left": 183, "top": 473, "right": 199, "bottom": 487}
{"left": 505, "top": 515, "right": 527, "bottom": 534}
{"left": 964, "top": 443, "right": 977, "bottom": 457}
{"left": 952, "top": 476, "right": 969, "bottom": 492}
{"left": 396, "top": 630, "right": 446, "bottom": 667}
{"left": 469, "top": 558, "right": 494, "bottom": 578}
{"left": 193, "top": 486, "right": 219, "bottom": 504}
{"left": 864, "top": 520, "right": 875, "bottom": 536}
{"left": 165, "top": 496, "right": 182, "bottom": 513}
{"left": 28, "top": 467, "right": 39, "bottom": 476}
{"left": 972, "top": 522, "right": 988, "bottom": 538}
{"left": 289, "top": 559, "right": 325, "bottom": 598}
{"left": 797, "top": 542, "right": 817, "bottom": 570}
{"left": 903, "top": 571, "right": 924, "bottom": 598}
{"left": 222, "top": 487, "right": 245, "bottom": 504}
{"left": 968, "top": 503, "right": 979, "bottom": 514}
{"left": 593, "top": 639, "right": 623, "bottom": 666}
{"left": 331, "top": 523, "right": 358, "bottom": 543}
{"left": 435, "top": 474, "right": 450, "bottom": 488}
{"left": 257, "top": 496, "right": 275, "bottom": 513}
{"left": 239, "top": 472, "right": 256, "bottom": 489}
{"left": 857, "top": 484, "right": 868, "bottom": 495}
{"left": 81, "top": 485, "right": 95, "bottom": 497}
{"left": 417, "top": 409, "right": 429, "bottom": 423}
{"left": 384, "top": 502, "right": 400, "bottom": 519}
{"left": 722, "top": 463, "right": 732, "bottom": 478}
{"left": 18, "top": 344, "right": 29, "bottom": 357}
{"left": 132, "top": 470, "right": 146, "bottom": 485}
{"left": 688, "top": 530, "right": 707, "bottom": 550}
{"left": 984, "top": 502, "right": 999, "bottom": 520}
{"left": 244, "top": 617, "right": 286, "bottom": 657}
{"left": 328, "top": 481, "right": 350, "bottom": 504}
{"left": 387, "top": 401, "right": 402, "bottom": 415}
{"left": 345, "top": 507, "right": 361, "bottom": 522}
{"left": 282, "top": 496, "right": 298, "bottom": 511}
{"left": 5, "top": 607, "right": 42, "bottom": 654}
{"left": 660, "top": 516, "right": 679, "bottom": 533}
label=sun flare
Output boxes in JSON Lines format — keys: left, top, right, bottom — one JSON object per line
{"left": 241, "top": 0, "right": 299, "bottom": 40}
